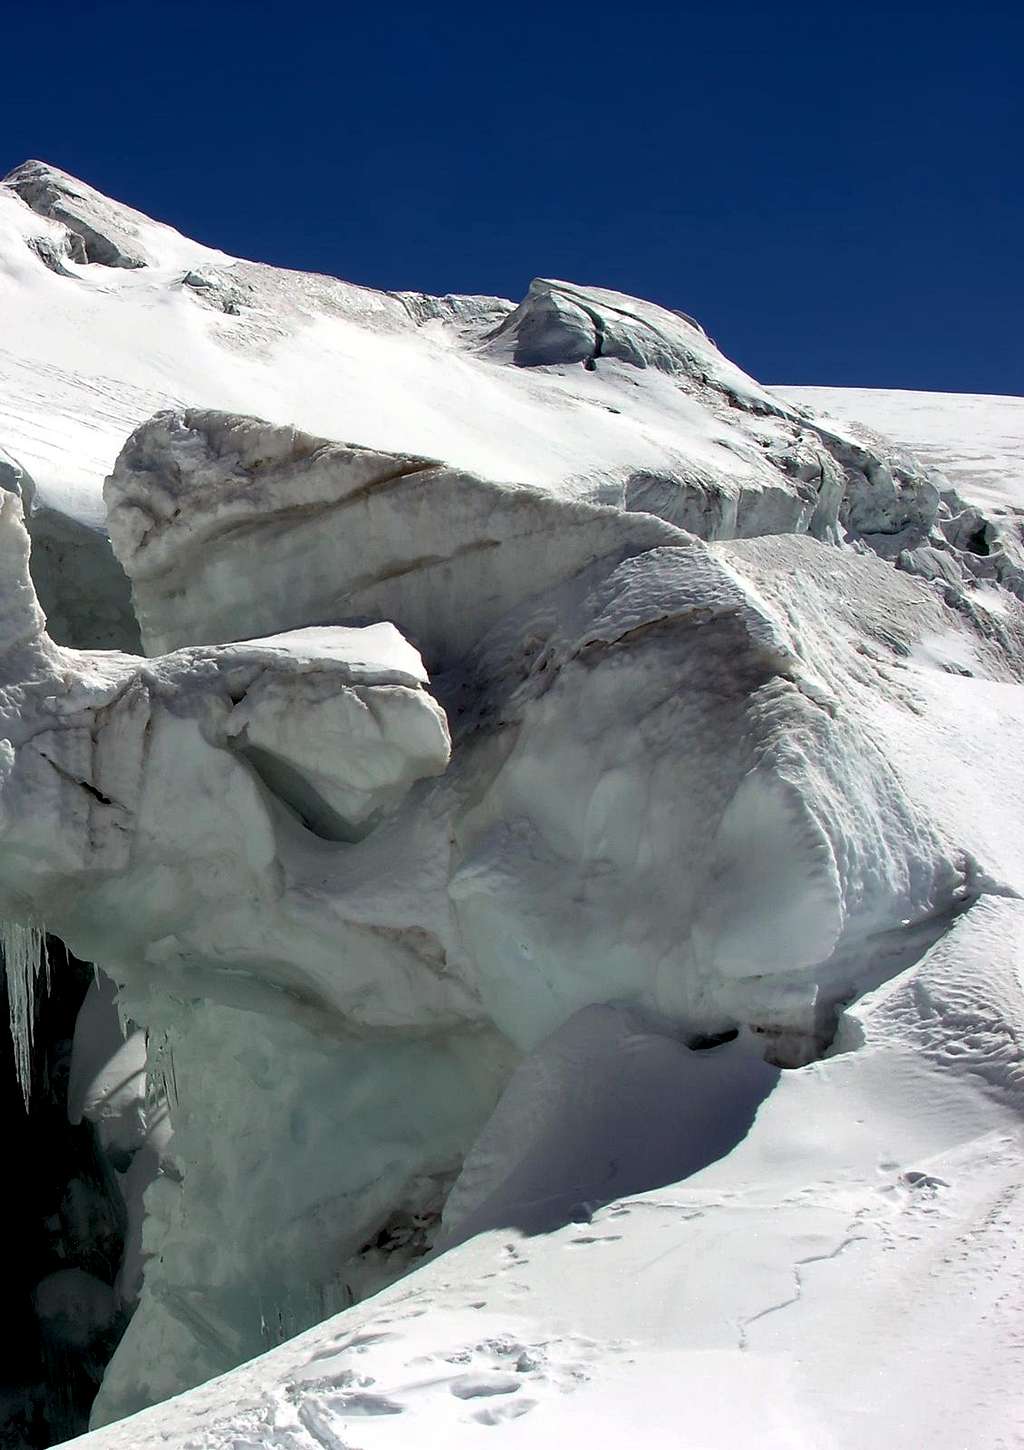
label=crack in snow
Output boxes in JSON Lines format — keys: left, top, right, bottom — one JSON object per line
{"left": 36, "top": 748, "right": 125, "bottom": 809}
{"left": 737, "top": 1235, "right": 866, "bottom": 1351}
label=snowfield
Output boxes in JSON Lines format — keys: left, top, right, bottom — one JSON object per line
{"left": 0, "top": 162, "right": 1022, "bottom": 1450}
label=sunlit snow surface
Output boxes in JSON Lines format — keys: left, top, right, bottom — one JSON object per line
{"left": 0, "top": 165, "right": 780, "bottom": 529}
{"left": 0, "top": 165, "right": 1023, "bottom": 1449}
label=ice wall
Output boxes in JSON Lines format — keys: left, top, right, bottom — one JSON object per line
{"left": 0, "top": 424, "right": 1001, "bottom": 1421}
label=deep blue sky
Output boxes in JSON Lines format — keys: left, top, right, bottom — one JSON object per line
{"left": 1, "top": 1, "right": 1020, "bottom": 392}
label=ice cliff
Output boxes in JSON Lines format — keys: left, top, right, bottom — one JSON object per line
{"left": 1, "top": 162, "right": 1023, "bottom": 1448}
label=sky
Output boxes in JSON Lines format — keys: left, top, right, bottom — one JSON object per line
{"left": 1, "top": 0, "right": 1020, "bottom": 393}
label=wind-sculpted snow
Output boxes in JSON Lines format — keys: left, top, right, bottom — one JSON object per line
{"left": 104, "top": 408, "right": 688, "bottom": 658}
{"left": 484, "top": 278, "right": 775, "bottom": 404}
{"left": 449, "top": 535, "right": 989, "bottom": 1056}
{"left": 1, "top": 164, "right": 1023, "bottom": 1448}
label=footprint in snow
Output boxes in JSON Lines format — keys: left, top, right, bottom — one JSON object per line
{"left": 317, "top": 1390, "right": 404, "bottom": 1417}
{"left": 315, "top": 1327, "right": 393, "bottom": 1358}
{"left": 904, "top": 1170, "right": 950, "bottom": 1192}
{"left": 471, "top": 1398, "right": 537, "bottom": 1426}
{"left": 450, "top": 1371, "right": 521, "bottom": 1400}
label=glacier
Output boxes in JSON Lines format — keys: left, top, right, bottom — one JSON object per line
{"left": 0, "top": 161, "right": 1023, "bottom": 1448}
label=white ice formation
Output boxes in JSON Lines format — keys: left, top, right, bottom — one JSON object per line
{"left": 1, "top": 162, "right": 1023, "bottom": 1448}
{"left": 1, "top": 919, "right": 48, "bottom": 1106}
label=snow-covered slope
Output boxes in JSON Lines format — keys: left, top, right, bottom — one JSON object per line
{"left": 2, "top": 161, "right": 950, "bottom": 652}
{"left": 778, "top": 385, "right": 1024, "bottom": 600}
{"left": 0, "top": 164, "right": 1022, "bottom": 1450}
{"left": 0, "top": 162, "right": 803, "bottom": 527}
{"left": 777, "top": 387, "right": 1024, "bottom": 516}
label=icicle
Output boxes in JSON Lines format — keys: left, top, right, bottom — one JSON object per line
{"left": 1, "top": 919, "right": 48, "bottom": 1110}
{"left": 115, "top": 988, "right": 133, "bottom": 1041}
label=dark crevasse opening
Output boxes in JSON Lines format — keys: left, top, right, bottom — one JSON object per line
{"left": 26, "top": 509, "right": 142, "bottom": 654}
{"left": 0, "top": 946, "right": 133, "bottom": 1449}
